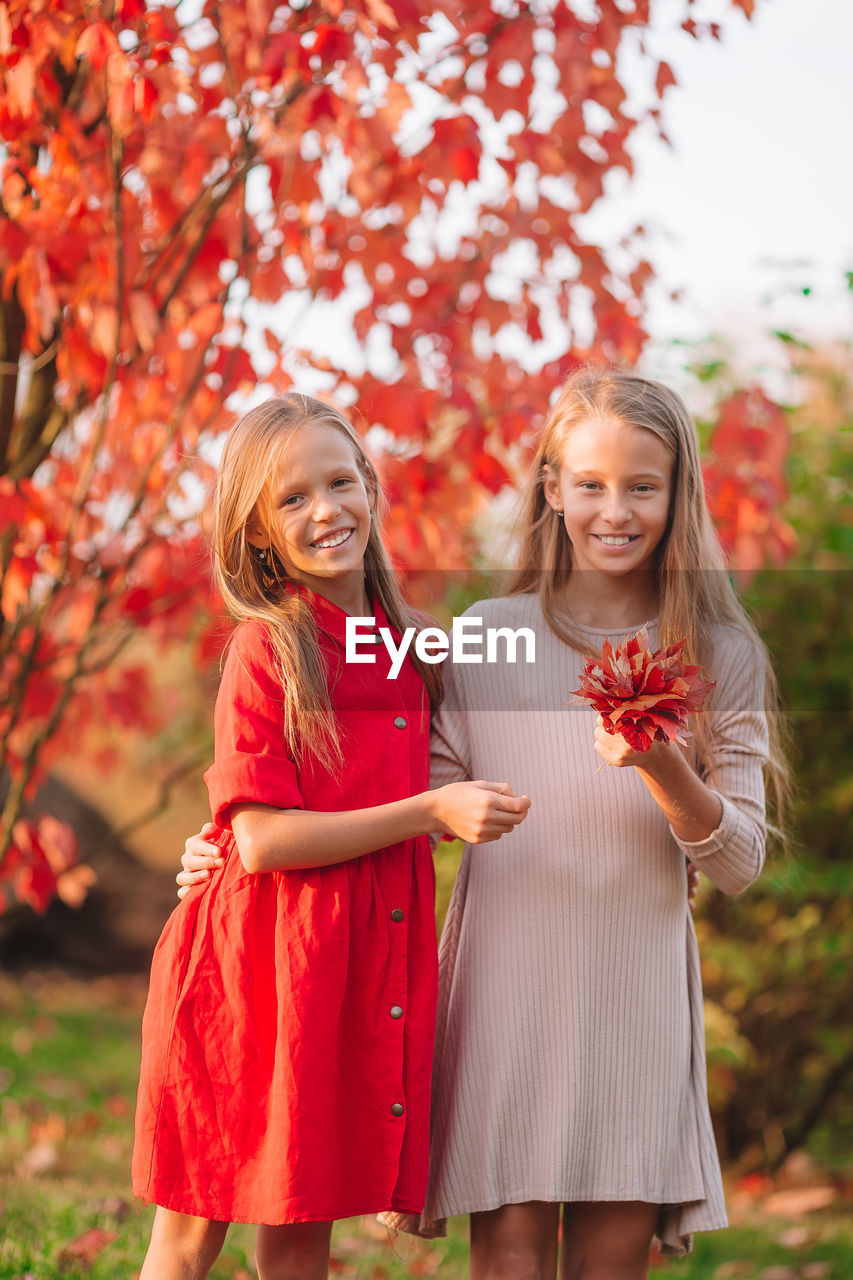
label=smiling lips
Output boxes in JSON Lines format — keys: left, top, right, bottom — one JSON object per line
{"left": 312, "top": 527, "right": 354, "bottom": 550}
{"left": 594, "top": 534, "right": 639, "bottom": 547}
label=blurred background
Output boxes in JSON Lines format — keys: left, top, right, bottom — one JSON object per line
{"left": 0, "top": 0, "right": 850, "bottom": 1276}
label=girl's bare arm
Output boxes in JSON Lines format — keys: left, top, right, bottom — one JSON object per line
{"left": 593, "top": 721, "right": 724, "bottom": 842}
{"left": 593, "top": 630, "right": 768, "bottom": 895}
{"left": 230, "top": 780, "right": 530, "bottom": 874}
{"left": 177, "top": 781, "right": 530, "bottom": 887}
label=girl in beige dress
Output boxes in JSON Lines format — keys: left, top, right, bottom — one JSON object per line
{"left": 180, "top": 369, "right": 786, "bottom": 1280}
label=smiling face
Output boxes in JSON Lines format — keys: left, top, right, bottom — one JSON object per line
{"left": 250, "top": 421, "right": 373, "bottom": 604}
{"left": 543, "top": 417, "right": 674, "bottom": 577}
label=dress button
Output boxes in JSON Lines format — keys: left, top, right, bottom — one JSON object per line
{"left": 391, "top": 1102, "right": 404, "bottom": 1117}
{"left": 390, "top": 908, "right": 404, "bottom": 922}
{"left": 393, "top": 716, "right": 407, "bottom": 730}
{"left": 390, "top": 1005, "right": 403, "bottom": 1019}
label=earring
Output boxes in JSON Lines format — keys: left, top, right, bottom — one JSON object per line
{"left": 258, "top": 547, "right": 267, "bottom": 561}
{"left": 555, "top": 509, "right": 564, "bottom": 519}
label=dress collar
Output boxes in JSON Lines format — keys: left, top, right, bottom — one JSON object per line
{"left": 283, "top": 580, "right": 391, "bottom": 648}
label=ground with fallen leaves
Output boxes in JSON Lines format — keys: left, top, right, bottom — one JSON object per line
{"left": 0, "top": 972, "right": 851, "bottom": 1279}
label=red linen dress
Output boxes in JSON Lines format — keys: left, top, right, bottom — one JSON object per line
{"left": 132, "top": 591, "right": 437, "bottom": 1225}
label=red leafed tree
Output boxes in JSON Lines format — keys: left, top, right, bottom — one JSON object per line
{"left": 0, "top": 0, "right": 764, "bottom": 911}
{"left": 703, "top": 388, "right": 797, "bottom": 580}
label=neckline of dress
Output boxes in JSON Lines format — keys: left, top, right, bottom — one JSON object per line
{"left": 526, "top": 595, "right": 659, "bottom": 636}
{"left": 565, "top": 617, "right": 659, "bottom": 636}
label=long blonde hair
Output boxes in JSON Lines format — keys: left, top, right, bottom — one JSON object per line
{"left": 211, "top": 394, "right": 442, "bottom": 770}
{"left": 508, "top": 366, "right": 790, "bottom": 840}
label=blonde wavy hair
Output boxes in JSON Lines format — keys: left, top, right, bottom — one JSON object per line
{"left": 211, "top": 393, "right": 442, "bottom": 771}
{"left": 508, "top": 366, "right": 790, "bottom": 841}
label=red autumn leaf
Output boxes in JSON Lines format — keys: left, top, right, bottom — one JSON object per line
{"left": 364, "top": 0, "right": 399, "bottom": 29}
{"left": 703, "top": 387, "right": 797, "bottom": 581}
{"left": 57, "top": 1227, "right": 118, "bottom": 1268}
{"left": 430, "top": 116, "right": 481, "bottom": 184}
{"left": 1, "top": 816, "right": 93, "bottom": 915}
{"left": 75, "top": 22, "right": 120, "bottom": 70}
{"left": 312, "top": 23, "right": 353, "bottom": 65}
{"left": 570, "top": 627, "right": 716, "bottom": 752}
{"left": 655, "top": 60, "right": 677, "bottom": 96}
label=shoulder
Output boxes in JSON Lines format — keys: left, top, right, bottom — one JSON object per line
{"left": 703, "top": 621, "right": 768, "bottom": 712}
{"left": 705, "top": 621, "right": 764, "bottom": 676}
{"left": 458, "top": 592, "right": 540, "bottom": 628}
{"left": 220, "top": 619, "right": 283, "bottom": 701}
{"left": 224, "top": 618, "right": 275, "bottom": 667}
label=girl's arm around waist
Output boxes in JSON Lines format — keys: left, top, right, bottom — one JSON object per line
{"left": 231, "top": 780, "right": 530, "bottom": 874}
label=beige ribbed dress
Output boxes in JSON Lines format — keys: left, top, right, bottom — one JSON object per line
{"left": 385, "top": 592, "right": 768, "bottom": 1256}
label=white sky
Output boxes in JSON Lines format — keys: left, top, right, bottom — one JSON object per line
{"left": 598, "top": 0, "right": 853, "bottom": 373}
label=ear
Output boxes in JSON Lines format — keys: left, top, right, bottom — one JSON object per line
{"left": 360, "top": 462, "right": 378, "bottom": 508}
{"left": 363, "top": 475, "right": 379, "bottom": 520}
{"left": 245, "top": 520, "right": 268, "bottom": 550}
{"left": 541, "top": 464, "right": 562, "bottom": 512}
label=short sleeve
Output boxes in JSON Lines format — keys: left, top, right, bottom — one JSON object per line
{"left": 203, "top": 621, "right": 304, "bottom": 828}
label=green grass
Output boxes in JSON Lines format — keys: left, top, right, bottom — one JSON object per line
{"left": 1, "top": 973, "right": 851, "bottom": 1279}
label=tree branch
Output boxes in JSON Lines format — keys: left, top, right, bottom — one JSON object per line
{"left": 110, "top": 747, "right": 212, "bottom": 845}
{"left": 0, "top": 292, "right": 26, "bottom": 471}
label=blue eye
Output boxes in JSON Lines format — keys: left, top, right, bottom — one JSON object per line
{"left": 280, "top": 494, "right": 302, "bottom": 506}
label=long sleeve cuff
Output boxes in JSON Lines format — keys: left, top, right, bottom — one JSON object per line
{"left": 670, "top": 793, "right": 765, "bottom": 895}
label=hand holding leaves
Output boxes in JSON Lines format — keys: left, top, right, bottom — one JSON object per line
{"left": 570, "top": 627, "right": 716, "bottom": 754}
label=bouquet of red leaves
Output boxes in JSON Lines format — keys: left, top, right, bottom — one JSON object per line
{"left": 570, "top": 626, "right": 716, "bottom": 752}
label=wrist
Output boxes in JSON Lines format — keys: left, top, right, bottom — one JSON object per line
{"left": 633, "top": 739, "right": 679, "bottom": 780}
{"left": 409, "top": 788, "right": 440, "bottom": 836}
{"left": 421, "top": 786, "right": 449, "bottom": 835}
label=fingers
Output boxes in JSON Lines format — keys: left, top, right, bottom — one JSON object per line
{"left": 476, "top": 780, "right": 515, "bottom": 796}
{"left": 184, "top": 835, "right": 222, "bottom": 857}
{"left": 467, "top": 790, "right": 532, "bottom": 843}
{"left": 176, "top": 868, "right": 213, "bottom": 887}
{"left": 485, "top": 795, "right": 530, "bottom": 823}
{"left": 488, "top": 797, "right": 530, "bottom": 820}
{"left": 686, "top": 861, "right": 699, "bottom": 912}
{"left": 471, "top": 822, "right": 524, "bottom": 844}
{"left": 178, "top": 829, "right": 224, "bottom": 900}
{"left": 182, "top": 841, "right": 224, "bottom": 872}
{"left": 475, "top": 782, "right": 532, "bottom": 813}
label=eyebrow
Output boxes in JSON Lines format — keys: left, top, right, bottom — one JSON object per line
{"left": 276, "top": 465, "right": 359, "bottom": 495}
{"left": 568, "top": 468, "right": 669, "bottom": 481}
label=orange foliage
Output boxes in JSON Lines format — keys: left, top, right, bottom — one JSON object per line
{"left": 703, "top": 388, "right": 798, "bottom": 582}
{"left": 0, "top": 0, "right": 771, "bottom": 909}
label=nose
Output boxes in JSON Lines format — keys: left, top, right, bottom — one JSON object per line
{"left": 601, "top": 488, "right": 631, "bottom": 525}
{"left": 311, "top": 490, "right": 342, "bottom": 522}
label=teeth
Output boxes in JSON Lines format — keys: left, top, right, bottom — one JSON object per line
{"left": 314, "top": 529, "right": 351, "bottom": 549}
{"left": 597, "top": 536, "right": 634, "bottom": 546}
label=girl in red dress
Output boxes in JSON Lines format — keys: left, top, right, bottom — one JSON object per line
{"left": 132, "top": 394, "right": 530, "bottom": 1280}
